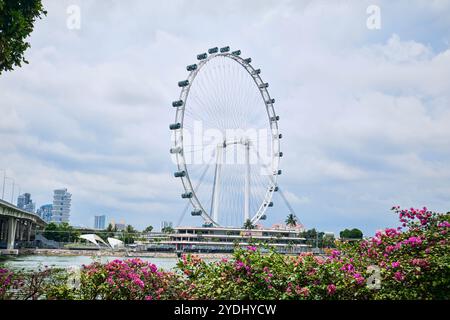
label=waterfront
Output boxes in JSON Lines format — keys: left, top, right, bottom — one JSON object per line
{"left": 1, "top": 254, "right": 217, "bottom": 271}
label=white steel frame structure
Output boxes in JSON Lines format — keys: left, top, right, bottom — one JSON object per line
{"left": 170, "top": 47, "right": 282, "bottom": 227}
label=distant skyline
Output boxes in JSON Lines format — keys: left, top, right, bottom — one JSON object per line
{"left": 0, "top": 1, "right": 449, "bottom": 235}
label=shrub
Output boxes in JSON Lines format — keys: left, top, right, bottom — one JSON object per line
{"left": 0, "top": 207, "right": 449, "bottom": 300}
{"left": 77, "top": 258, "right": 186, "bottom": 300}
{"left": 176, "top": 207, "right": 450, "bottom": 300}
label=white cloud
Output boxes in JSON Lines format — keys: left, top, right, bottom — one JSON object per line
{"left": 0, "top": 0, "right": 449, "bottom": 234}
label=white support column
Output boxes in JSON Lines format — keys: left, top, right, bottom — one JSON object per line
{"left": 244, "top": 141, "right": 250, "bottom": 222}
{"left": 7, "top": 217, "right": 17, "bottom": 250}
{"left": 211, "top": 144, "right": 223, "bottom": 223}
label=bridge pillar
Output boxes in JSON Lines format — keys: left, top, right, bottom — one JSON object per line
{"left": 20, "top": 221, "right": 26, "bottom": 241}
{"left": 27, "top": 223, "right": 32, "bottom": 241}
{"left": 7, "top": 217, "right": 18, "bottom": 250}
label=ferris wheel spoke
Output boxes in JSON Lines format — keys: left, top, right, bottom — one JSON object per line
{"left": 195, "top": 67, "right": 227, "bottom": 130}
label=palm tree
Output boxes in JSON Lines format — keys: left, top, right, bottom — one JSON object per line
{"left": 162, "top": 226, "right": 174, "bottom": 234}
{"left": 143, "top": 225, "right": 153, "bottom": 233}
{"left": 243, "top": 219, "right": 255, "bottom": 230}
{"left": 285, "top": 213, "right": 298, "bottom": 228}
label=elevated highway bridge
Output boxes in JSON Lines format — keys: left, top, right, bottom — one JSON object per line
{"left": 0, "top": 199, "right": 47, "bottom": 254}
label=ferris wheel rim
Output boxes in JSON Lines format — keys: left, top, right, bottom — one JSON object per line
{"left": 171, "top": 49, "right": 281, "bottom": 227}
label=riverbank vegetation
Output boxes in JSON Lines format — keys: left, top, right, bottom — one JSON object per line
{"left": 1, "top": 207, "right": 449, "bottom": 300}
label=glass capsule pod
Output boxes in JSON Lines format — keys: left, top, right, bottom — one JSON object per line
{"left": 174, "top": 170, "right": 186, "bottom": 178}
{"left": 208, "top": 47, "right": 218, "bottom": 54}
{"left": 169, "top": 123, "right": 181, "bottom": 130}
{"left": 178, "top": 80, "right": 189, "bottom": 87}
{"left": 172, "top": 100, "right": 183, "bottom": 107}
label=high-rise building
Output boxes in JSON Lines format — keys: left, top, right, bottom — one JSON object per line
{"left": 17, "top": 193, "right": 29, "bottom": 208}
{"left": 37, "top": 204, "right": 53, "bottom": 222}
{"left": 51, "top": 188, "right": 71, "bottom": 224}
{"left": 17, "top": 193, "right": 35, "bottom": 213}
{"left": 94, "top": 215, "right": 106, "bottom": 230}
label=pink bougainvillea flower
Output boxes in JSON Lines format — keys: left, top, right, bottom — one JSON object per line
{"left": 330, "top": 250, "right": 341, "bottom": 259}
{"left": 235, "top": 261, "right": 245, "bottom": 270}
{"left": 411, "top": 258, "right": 429, "bottom": 268}
{"left": 327, "top": 284, "right": 336, "bottom": 295}
{"left": 394, "top": 271, "right": 405, "bottom": 282}
{"left": 353, "top": 273, "right": 365, "bottom": 285}
{"left": 295, "top": 286, "right": 310, "bottom": 297}
{"left": 438, "top": 221, "right": 450, "bottom": 228}
{"left": 405, "top": 236, "right": 422, "bottom": 247}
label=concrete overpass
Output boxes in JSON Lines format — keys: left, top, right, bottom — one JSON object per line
{"left": 0, "top": 199, "right": 47, "bottom": 254}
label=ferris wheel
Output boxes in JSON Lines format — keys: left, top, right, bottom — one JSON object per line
{"left": 170, "top": 46, "right": 282, "bottom": 228}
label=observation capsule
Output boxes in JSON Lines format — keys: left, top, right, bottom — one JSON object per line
{"left": 170, "top": 147, "right": 182, "bottom": 154}
{"left": 220, "top": 46, "right": 230, "bottom": 53}
{"left": 232, "top": 50, "right": 241, "bottom": 56}
{"left": 191, "top": 209, "right": 202, "bottom": 216}
{"left": 178, "top": 80, "right": 189, "bottom": 87}
{"left": 172, "top": 100, "right": 183, "bottom": 107}
{"left": 186, "top": 64, "right": 197, "bottom": 71}
{"left": 181, "top": 192, "right": 193, "bottom": 199}
{"left": 270, "top": 115, "right": 280, "bottom": 121}
{"left": 197, "top": 53, "right": 207, "bottom": 60}
{"left": 174, "top": 170, "right": 186, "bottom": 178}
{"left": 208, "top": 47, "right": 218, "bottom": 54}
{"left": 169, "top": 123, "right": 181, "bottom": 130}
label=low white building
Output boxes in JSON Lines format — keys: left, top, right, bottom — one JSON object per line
{"left": 146, "top": 226, "right": 310, "bottom": 253}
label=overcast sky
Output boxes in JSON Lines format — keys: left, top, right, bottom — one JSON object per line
{"left": 0, "top": 0, "right": 449, "bottom": 235}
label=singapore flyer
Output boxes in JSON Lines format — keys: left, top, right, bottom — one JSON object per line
{"left": 170, "top": 46, "right": 282, "bottom": 228}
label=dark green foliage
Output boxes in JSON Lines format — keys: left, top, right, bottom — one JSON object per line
{"left": 0, "top": 0, "right": 47, "bottom": 74}
{"left": 143, "top": 225, "right": 153, "bottom": 233}
{"left": 162, "top": 226, "right": 174, "bottom": 234}
{"left": 285, "top": 213, "right": 298, "bottom": 227}
{"left": 243, "top": 219, "right": 255, "bottom": 230}
{"left": 43, "top": 223, "right": 80, "bottom": 243}
{"left": 340, "top": 228, "right": 363, "bottom": 239}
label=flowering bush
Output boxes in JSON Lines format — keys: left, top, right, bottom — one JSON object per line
{"left": 77, "top": 258, "right": 185, "bottom": 300}
{"left": 176, "top": 207, "right": 450, "bottom": 300}
{"left": 0, "top": 268, "right": 20, "bottom": 300}
{"left": 0, "top": 207, "right": 449, "bottom": 300}
{"left": 333, "top": 206, "right": 450, "bottom": 299}
{"left": 0, "top": 267, "right": 67, "bottom": 300}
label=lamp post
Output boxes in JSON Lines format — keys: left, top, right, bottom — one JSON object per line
{"left": 2, "top": 175, "right": 14, "bottom": 203}
{"left": 15, "top": 184, "right": 21, "bottom": 206}
{"left": 11, "top": 180, "right": 15, "bottom": 203}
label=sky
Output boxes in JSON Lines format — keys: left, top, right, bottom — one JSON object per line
{"left": 0, "top": 0, "right": 449, "bottom": 236}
